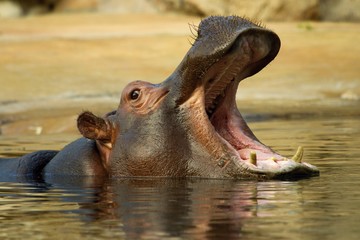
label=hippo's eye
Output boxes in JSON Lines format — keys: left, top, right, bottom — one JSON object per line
{"left": 130, "top": 89, "right": 140, "bottom": 100}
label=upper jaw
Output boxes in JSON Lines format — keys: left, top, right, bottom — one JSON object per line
{"left": 203, "top": 28, "right": 280, "bottom": 114}
{"left": 164, "top": 16, "right": 281, "bottom": 106}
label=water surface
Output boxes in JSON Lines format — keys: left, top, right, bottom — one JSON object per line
{"left": 0, "top": 116, "right": 359, "bottom": 239}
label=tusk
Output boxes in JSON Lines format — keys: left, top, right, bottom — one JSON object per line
{"left": 292, "top": 146, "right": 304, "bottom": 163}
{"left": 103, "top": 142, "right": 113, "bottom": 149}
{"left": 250, "top": 151, "right": 257, "bottom": 166}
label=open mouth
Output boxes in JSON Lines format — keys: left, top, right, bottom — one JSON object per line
{"left": 201, "top": 31, "right": 306, "bottom": 172}
{"left": 169, "top": 18, "right": 319, "bottom": 178}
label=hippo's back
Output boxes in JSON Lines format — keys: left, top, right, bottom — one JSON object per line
{"left": 0, "top": 150, "right": 58, "bottom": 179}
{"left": 43, "top": 138, "right": 107, "bottom": 176}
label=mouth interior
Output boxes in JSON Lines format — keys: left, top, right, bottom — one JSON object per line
{"left": 203, "top": 33, "right": 285, "bottom": 165}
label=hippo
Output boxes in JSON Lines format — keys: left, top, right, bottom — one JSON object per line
{"left": 0, "top": 16, "right": 319, "bottom": 180}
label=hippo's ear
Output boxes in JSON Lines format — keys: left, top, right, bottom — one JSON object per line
{"left": 77, "top": 111, "right": 114, "bottom": 148}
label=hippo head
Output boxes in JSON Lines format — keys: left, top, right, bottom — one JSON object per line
{"left": 77, "top": 16, "right": 319, "bottom": 179}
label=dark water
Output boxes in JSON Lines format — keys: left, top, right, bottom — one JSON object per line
{"left": 0, "top": 116, "right": 359, "bottom": 239}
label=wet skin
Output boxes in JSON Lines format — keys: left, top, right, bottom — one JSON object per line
{"left": 0, "top": 16, "right": 319, "bottom": 180}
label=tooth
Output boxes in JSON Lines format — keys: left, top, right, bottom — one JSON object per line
{"left": 103, "top": 142, "right": 112, "bottom": 149}
{"left": 270, "top": 157, "right": 276, "bottom": 161}
{"left": 250, "top": 151, "right": 257, "bottom": 166}
{"left": 292, "top": 146, "right": 304, "bottom": 163}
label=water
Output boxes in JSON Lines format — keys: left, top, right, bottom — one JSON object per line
{"left": 0, "top": 115, "right": 359, "bottom": 239}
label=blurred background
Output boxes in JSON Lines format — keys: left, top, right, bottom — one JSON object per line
{"left": 1, "top": 0, "right": 360, "bottom": 21}
{"left": 1, "top": 3, "right": 359, "bottom": 239}
{"left": 0, "top": 0, "right": 359, "bottom": 136}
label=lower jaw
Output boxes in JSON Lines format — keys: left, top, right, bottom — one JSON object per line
{"left": 203, "top": 81, "right": 307, "bottom": 173}
{"left": 228, "top": 147, "right": 289, "bottom": 174}
{"left": 209, "top": 94, "right": 288, "bottom": 166}
{"left": 237, "top": 148, "right": 283, "bottom": 161}
{"left": 210, "top": 109, "right": 277, "bottom": 155}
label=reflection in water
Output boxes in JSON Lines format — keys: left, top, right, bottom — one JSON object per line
{"left": 0, "top": 117, "right": 359, "bottom": 239}
{"left": 0, "top": 178, "right": 317, "bottom": 239}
